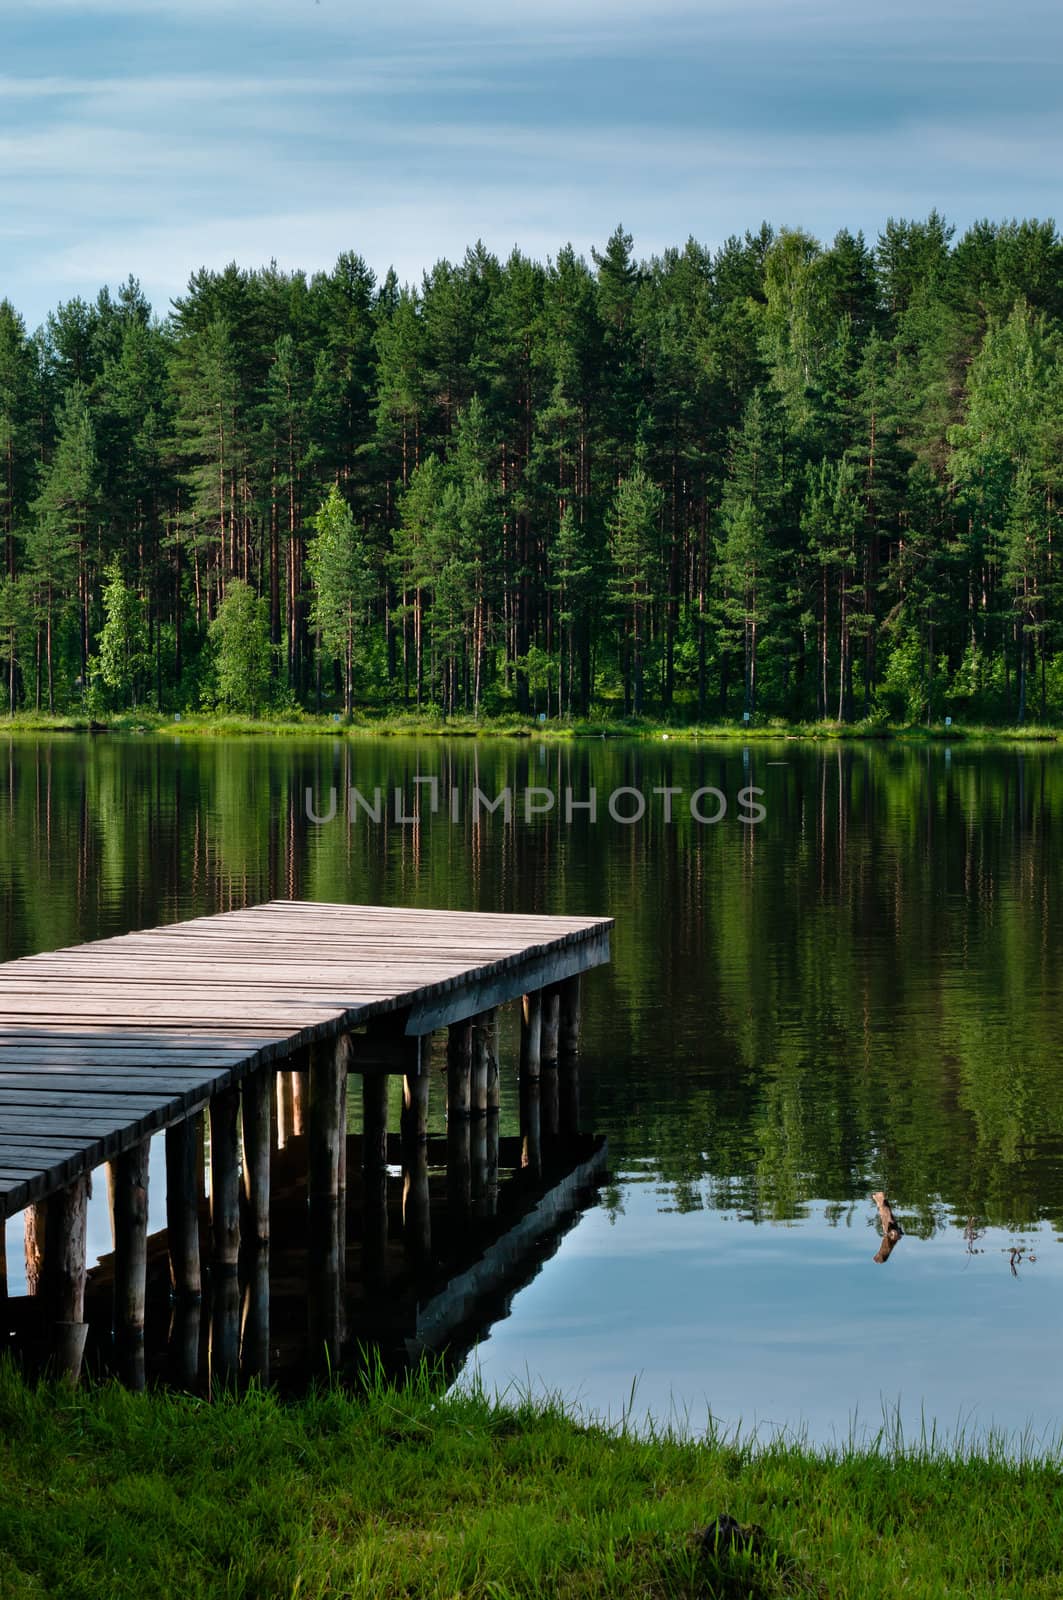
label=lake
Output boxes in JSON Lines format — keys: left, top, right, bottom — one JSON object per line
{"left": 2, "top": 733, "right": 1062, "bottom": 1447}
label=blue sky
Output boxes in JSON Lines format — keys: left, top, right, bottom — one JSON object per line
{"left": 1, "top": 0, "right": 1060, "bottom": 330}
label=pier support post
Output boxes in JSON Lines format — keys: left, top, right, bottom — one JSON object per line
{"left": 447, "top": 1117, "right": 471, "bottom": 1220}
{"left": 470, "top": 1116, "right": 488, "bottom": 1208}
{"left": 400, "top": 1040, "right": 429, "bottom": 1152}
{"left": 209, "top": 1266, "right": 240, "bottom": 1392}
{"left": 241, "top": 1247, "right": 270, "bottom": 1385}
{"left": 168, "top": 1295, "right": 202, "bottom": 1388}
{"left": 110, "top": 1140, "right": 150, "bottom": 1389}
{"left": 402, "top": 1144, "right": 431, "bottom": 1262}
{"left": 520, "top": 991, "right": 542, "bottom": 1081}
{"left": 43, "top": 1174, "right": 90, "bottom": 1380}
{"left": 308, "top": 1037, "right": 350, "bottom": 1364}
{"left": 447, "top": 1020, "right": 473, "bottom": 1118}
{"left": 242, "top": 1071, "right": 272, "bottom": 1247}
{"left": 290, "top": 1069, "right": 306, "bottom": 1137}
{"left": 559, "top": 975, "right": 582, "bottom": 1056}
{"left": 541, "top": 1063, "right": 560, "bottom": 1141}
{"left": 24, "top": 1203, "right": 46, "bottom": 1297}
{"left": 361, "top": 1068, "right": 389, "bottom": 1284}
{"left": 541, "top": 985, "right": 561, "bottom": 1064}
{"left": 276, "top": 1070, "right": 294, "bottom": 1149}
{"left": 210, "top": 1089, "right": 241, "bottom": 1270}
{"left": 472, "top": 1010, "right": 496, "bottom": 1115}
{"left": 520, "top": 1078, "right": 542, "bottom": 1177}
{"left": 165, "top": 1113, "right": 202, "bottom": 1300}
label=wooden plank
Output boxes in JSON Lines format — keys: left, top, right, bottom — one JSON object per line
{"left": 0, "top": 901, "right": 613, "bottom": 1222}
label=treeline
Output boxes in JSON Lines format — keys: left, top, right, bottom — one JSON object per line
{"left": 2, "top": 213, "right": 1063, "bottom": 722}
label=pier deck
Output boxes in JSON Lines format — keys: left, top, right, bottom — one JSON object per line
{"left": 0, "top": 900, "right": 612, "bottom": 1219}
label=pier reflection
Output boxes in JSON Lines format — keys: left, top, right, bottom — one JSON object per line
{"left": 1, "top": 1086, "right": 606, "bottom": 1393}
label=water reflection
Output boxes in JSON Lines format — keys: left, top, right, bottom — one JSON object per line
{"left": 1, "top": 735, "right": 1062, "bottom": 1438}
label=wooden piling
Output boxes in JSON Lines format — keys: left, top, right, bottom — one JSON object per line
{"left": 242, "top": 1070, "right": 272, "bottom": 1247}
{"left": 24, "top": 1202, "right": 46, "bottom": 1297}
{"left": 209, "top": 1089, "right": 241, "bottom": 1270}
{"left": 559, "top": 974, "right": 582, "bottom": 1056}
{"left": 402, "top": 1144, "right": 431, "bottom": 1262}
{"left": 276, "top": 1070, "right": 294, "bottom": 1149}
{"left": 541, "top": 1062, "right": 560, "bottom": 1139}
{"left": 110, "top": 1139, "right": 150, "bottom": 1387}
{"left": 472, "top": 1010, "right": 495, "bottom": 1115}
{"left": 290, "top": 1068, "right": 306, "bottom": 1137}
{"left": 362, "top": 1071, "right": 389, "bottom": 1172}
{"left": 401, "top": 1048, "right": 430, "bottom": 1152}
{"left": 520, "top": 990, "right": 543, "bottom": 1080}
{"left": 165, "top": 1113, "right": 202, "bottom": 1299}
{"left": 41, "top": 1173, "right": 91, "bottom": 1380}
{"left": 470, "top": 1116, "right": 488, "bottom": 1207}
{"left": 520, "top": 1079, "right": 542, "bottom": 1177}
{"left": 308, "top": 1038, "right": 350, "bottom": 1362}
{"left": 447, "top": 1117, "right": 471, "bottom": 1219}
{"left": 241, "top": 1248, "right": 270, "bottom": 1384}
{"left": 542, "top": 985, "right": 561, "bottom": 1063}
{"left": 167, "top": 1295, "right": 201, "bottom": 1388}
{"left": 209, "top": 1267, "right": 240, "bottom": 1392}
{"left": 447, "top": 1019, "right": 473, "bottom": 1118}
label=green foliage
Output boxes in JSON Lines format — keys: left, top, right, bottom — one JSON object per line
{"left": 94, "top": 561, "right": 149, "bottom": 708}
{"left": 208, "top": 580, "right": 274, "bottom": 715}
{"left": 306, "top": 484, "right": 372, "bottom": 714}
{"left": 1, "top": 218, "right": 1063, "bottom": 722}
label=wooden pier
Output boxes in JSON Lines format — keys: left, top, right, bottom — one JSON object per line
{"left": 0, "top": 901, "right": 611, "bottom": 1383}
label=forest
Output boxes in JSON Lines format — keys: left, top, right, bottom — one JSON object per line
{"left": 1, "top": 212, "right": 1062, "bottom": 725}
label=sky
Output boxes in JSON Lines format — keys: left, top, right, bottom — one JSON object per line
{"left": 1, "top": 0, "right": 1061, "bottom": 330}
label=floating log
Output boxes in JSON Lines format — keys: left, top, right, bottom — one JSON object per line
{"left": 872, "top": 1191, "right": 903, "bottom": 1264}
{"left": 209, "top": 1089, "right": 241, "bottom": 1270}
{"left": 165, "top": 1113, "right": 202, "bottom": 1299}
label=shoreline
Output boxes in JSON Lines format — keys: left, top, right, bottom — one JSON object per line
{"left": 0, "top": 710, "right": 1058, "bottom": 745}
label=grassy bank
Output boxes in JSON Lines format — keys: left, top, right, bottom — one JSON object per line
{"left": 0, "top": 1363, "right": 1061, "bottom": 1598}
{"left": 0, "top": 708, "right": 1059, "bottom": 744}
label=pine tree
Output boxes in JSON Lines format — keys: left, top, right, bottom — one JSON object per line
{"left": 306, "top": 485, "right": 373, "bottom": 716}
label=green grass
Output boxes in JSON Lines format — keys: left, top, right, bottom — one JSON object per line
{"left": 0, "top": 1360, "right": 1062, "bottom": 1598}
{"left": 0, "top": 708, "right": 1059, "bottom": 744}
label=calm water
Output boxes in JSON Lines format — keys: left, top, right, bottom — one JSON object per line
{"left": 3, "top": 734, "right": 1062, "bottom": 1445}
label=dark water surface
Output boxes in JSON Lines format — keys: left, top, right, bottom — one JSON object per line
{"left": 2, "top": 734, "right": 1062, "bottom": 1445}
